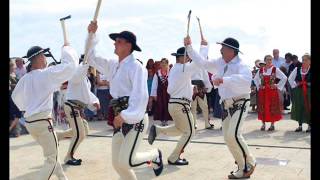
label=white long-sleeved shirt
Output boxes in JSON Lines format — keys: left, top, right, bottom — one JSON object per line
{"left": 167, "top": 60, "right": 201, "bottom": 101}
{"left": 288, "top": 66, "right": 310, "bottom": 88}
{"left": 87, "top": 35, "right": 148, "bottom": 124}
{"left": 11, "top": 46, "right": 78, "bottom": 118}
{"left": 253, "top": 66, "right": 287, "bottom": 91}
{"left": 186, "top": 45, "right": 252, "bottom": 101}
{"left": 190, "top": 45, "right": 213, "bottom": 93}
{"left": 66, "top": 64, "right": 99, "bottom": 105}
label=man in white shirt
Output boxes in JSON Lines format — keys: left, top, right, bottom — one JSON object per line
{"left": 86, "top": 21, "right": 163, "bottom": 180}
{"left": 184, "top": 36, "right": 256, "bottom": 179}
{"left": 272, "top": 49, "right": 285, "bottom": 68}
{"left": 11, "top": 45, "right": 78, "bottom": 180}
{"left": 56, "top": 56, "right": 100, "bottom": 166}
{"left": 148, "top": 46, "right": 201, "bottom": 166}
{"left": 191, "top": 45, "right": 213, "bottom": 130}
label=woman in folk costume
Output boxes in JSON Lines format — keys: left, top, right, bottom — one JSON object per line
{"left": 150, "top": 58, "right": 172, "bottom": 126}
{"left": 288, "top": 53, "right": 311, "bottom": 132}
{"left": 254, "top": 55, "right": 287, "bottom": 131}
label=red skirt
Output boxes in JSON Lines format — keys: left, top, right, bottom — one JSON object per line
{"left": 257, "top": 87, "right": 282, "bottom": 122}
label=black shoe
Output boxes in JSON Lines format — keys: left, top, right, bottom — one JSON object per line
{"left": 244, "top": 163, "right": 256, "bottom": 177}
{"left": 168, "top": 158, "right": 189, "bottom": 166}
{"left": 260, "top": 124, "right": 265, "bottom": 131}
{"left": 66, "top": 159, "right": 81, "bottom": 166}
{"left": 148, "top": 125, "right": 157, "bottom": 145}
{"left": 152, "top": 149, "right": 163, "bottom": 176}
{"left": 228, "top": 173, "right": 250, "bottom": 179}
{"left": 72, "top": 157, "right": 82, "bottom": 163}
{"left": 295, "top": 126, "right": 302, "bottom": 132}
{"left": 268, "top": 125, "right": 275, "bottom": 131}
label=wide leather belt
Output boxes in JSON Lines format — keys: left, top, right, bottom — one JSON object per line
{"left": 25, "top": 118, "right": 52, "bottom": 123}
{"left": 170, "top": 97, "right": 191, "bottom": 104}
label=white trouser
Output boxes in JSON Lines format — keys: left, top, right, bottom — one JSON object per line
{"left": 156, "top": 99, "right": 195, "bottom": 162}
{"left": 191, "top": 95, "right": 210, "bottom": 128}
{"left": 26, "top": 119, "right": 68, "bottom": 180}
{"left": 112, "top": 114, "right": 158, "bottom": 180}
{"left": 57, "top": 103, "right": 89, "bottom": 162}
{"left": 222, "top": 96, "right": 255, "bottom": 172}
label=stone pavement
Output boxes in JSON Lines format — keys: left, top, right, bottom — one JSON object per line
{"left": 10, "top": 111, "right": 310, "bottom": 180}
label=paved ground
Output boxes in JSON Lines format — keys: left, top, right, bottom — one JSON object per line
{"left": 10, "top": 111, "right": 310, "bottom": 180}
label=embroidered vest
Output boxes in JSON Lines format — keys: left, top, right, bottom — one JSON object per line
{"left": 259, "top": 66, "right": 276, "bottom": 86}
{"left": 295, "top": 66, "right": 311, "bottom": 84}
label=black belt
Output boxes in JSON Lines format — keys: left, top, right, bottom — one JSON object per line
{"left": 170, "top": 97, "right": 191, "bottom": 104}
{"left": 66, "top": 100, "right": 87, "bottom": 109}
{"left": 221, "top": 99, "right": 249, "bottom": 121}
{"left": 114, "top": 120, "right": 144, "bottom": 137}
{"left": 25, "top": 118, "right": 52, "bottom": 123}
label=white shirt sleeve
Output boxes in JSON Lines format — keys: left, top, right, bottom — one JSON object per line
{"left": 11, "top": 78, "right": 26, "bottom": 111}
{"left": 220, "top": 64, "right": 252, "bottom": 93}
{"left": 203, "top": 70, "right": 213, "bottom": 92}
{"left": 275, "top": 67, "right": 288, "bottom": 91}
{"left": 120, "top": 66, "right": 149, "bottom": 124}
{"left": 43, "top": 46, "right": 78, "bottom": 88}
{"left": 69, "top": 64, "right": 90, "bottom": 84}
{"left": 86, "top": 34, "right": 111, "bottom": 76}
{"left": 253, "top": 70, "right": 261, "bottom": 90}
{"left": 199, "top": 45, "right": 209, "bottom": 59}
{"left": 89, "top": 91, "right": 100, "bottom": 104}
{"left": 186, "top": 45, "right": 220, "bottom": 74}
{"left": 288, "top": 67, "right": 297, "bottom": 88}
{"left": 150, "top": 73, "right": 158, "bottom": 97}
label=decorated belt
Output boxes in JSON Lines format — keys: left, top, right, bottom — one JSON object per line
{"left": 170, "top": 97, "right": 191, "bottom": 104}
{"left": 66, "top": 100, "right": 87, "bottom": 109}
{"left": 113, "top": 120, "right": 144, "bottom": 137}
{"left": 25, "top": 118, "right": 52, "bottom": 123}
{"left": 221, "top": 98, "right": 249, "bottom": 121}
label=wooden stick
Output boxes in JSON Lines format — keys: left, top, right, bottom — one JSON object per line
{"left": 183, "top": 10, "right": 192, "bottom": 72}
{"left": 83, "top": 0, "right": 103, "bottom": 77}
{"left": 196, "top": 16, "right": 204, "bottom": 41}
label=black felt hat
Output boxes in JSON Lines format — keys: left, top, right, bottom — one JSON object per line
{"left": 22, "top": 46, "right": 51, "bottom": 60}
{"left": 109, "top": 31, "right": 141, "bottom": 52}
{"left": 171, "top": 47, "right": 187, "bottom": 57}
{"left": 216, "top": 37, "right": 242, "bottom": 54}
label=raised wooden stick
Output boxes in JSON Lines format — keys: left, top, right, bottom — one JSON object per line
{"left": 183, "top": 10, "right": 192, "bottom": 72}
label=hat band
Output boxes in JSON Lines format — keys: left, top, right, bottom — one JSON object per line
{"left": 28, "top": 49, "right": 46, "bottom": 60}
{"left": 222, "top": 43, "right": 239, "bottom": 51}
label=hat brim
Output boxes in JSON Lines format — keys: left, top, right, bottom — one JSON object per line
{"left": 109, "top": 33, "right": 141, "bottom": 52}
{"left": 171, "top": 53, "right": 185, "bottom": 57}
{"left": 23, "top": 48, "right": 51, "bottom": 61}
{"left": 216, "top": 42, "right": 243, "bottom": 54}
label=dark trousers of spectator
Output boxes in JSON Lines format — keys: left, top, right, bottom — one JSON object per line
{"left": 96, "top": 89, "right": 110, "bottom": 120}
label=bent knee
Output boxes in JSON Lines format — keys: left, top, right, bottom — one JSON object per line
{"left": 224, "top": 134, "right": 236, "bottom": 143}
{"left": 118, "top": 157, "right": 131, "bottom": 169}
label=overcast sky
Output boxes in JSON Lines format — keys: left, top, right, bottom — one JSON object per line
{"left": 10, "top": 0, "right": 310, "bottom": 67}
